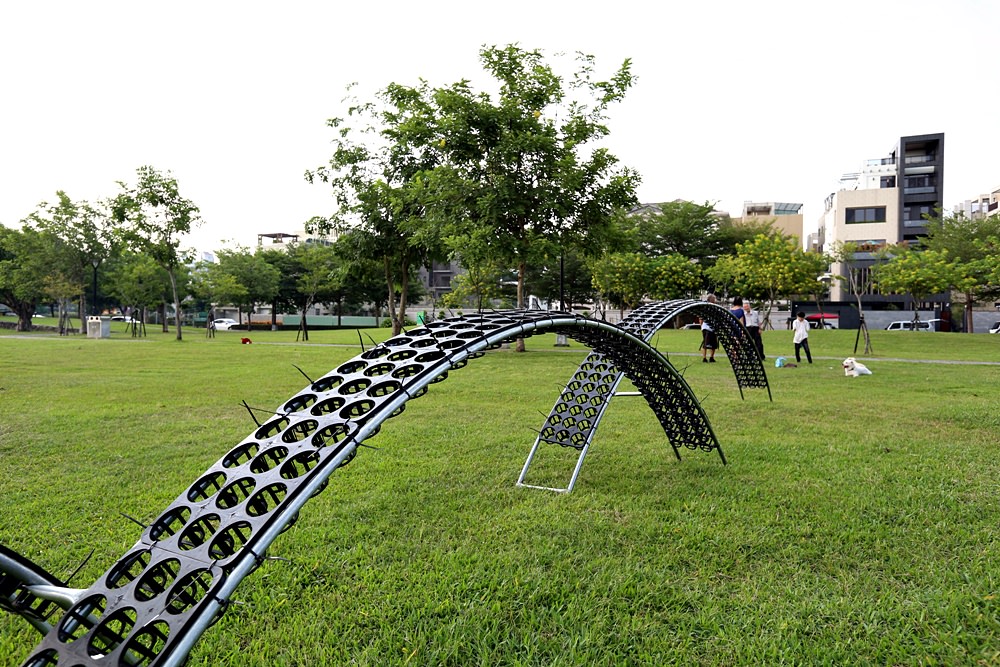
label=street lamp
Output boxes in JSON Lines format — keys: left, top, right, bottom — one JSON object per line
{"left": 91, "top": 257, "right": 100, "bottom": 316}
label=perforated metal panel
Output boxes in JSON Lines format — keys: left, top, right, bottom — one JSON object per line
{"left": 535, "top": 300, "right": 771, "bottom": 456}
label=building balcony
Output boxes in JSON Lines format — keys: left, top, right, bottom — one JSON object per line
{"left": 903, "top": 186, "right": 936, "bottom": 195}
{"left": 904, "top": 154, "right": 936, "bottom": 164}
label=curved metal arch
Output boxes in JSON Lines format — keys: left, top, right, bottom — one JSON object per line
{"left": 520, "top": 300, "right": 770, "bottom": 492}
{"left": 13, "top": 310, "right": 725, "bottom": 667}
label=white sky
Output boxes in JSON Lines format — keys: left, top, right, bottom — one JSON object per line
{"left": 2, "top": 0, "right": 996, "bottom": 253}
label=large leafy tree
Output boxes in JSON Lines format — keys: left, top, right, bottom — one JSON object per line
{"left": 0, "top": 225, "right": 54, "bottom": 330}
{"left": 875, "top": 245, "right": 955, "bottom": 325}
{"left": 590, "top": 252, "right": 653, "bottom": 315}
{"left": 524, "top": 244, "right": 595, "bottom": 312}
{"left": 109, "top": 166, "right": 201, "bottom": 340}
{"left": 708, "top": 233, "right": 828, "bottom": 329}
{"left": 287, "top": 242, "right": 343, "bottom": 340}
{"left": 23, "top": 191, "right": 113, "bottom": 326}
{"left": 648, "top": 253, "right": 703, "bottom": 301}
{"left": 215, "top": 248, "right": 281, "bottom": 330}
{"left": 418, "top": 45, "right": 640, "bottom": 350}
{"left": 107, "top": 252, "right": 172, "bottom": 335}
{"left": 628, "top": 201, "right": 771, "bottom": 266}
{"left": 258, "top": 247, "right": 302, "bottom": 330}
{"left": 829, "top": 241, "right": 877, "bottom": 353}
{"left": 919, "top": 210, "right": 1000, "bottom": 332}
{"left": 306, "top": 79, "right": 444, "bottom": 336}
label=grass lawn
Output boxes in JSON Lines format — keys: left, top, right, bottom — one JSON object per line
{"left": 1, "top": 323, "right": 999, "bottom": 665}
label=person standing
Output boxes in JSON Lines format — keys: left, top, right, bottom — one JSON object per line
{"left": 791, "top": 311, "right": 813, "bottom": 364}
{"left": 699, "top": 316, "right": 717, "bottom": 363}
{"left": 730, "top": 297, "right": 745, "bottom": 324}
{"left": 742, "top": 300, "right": 764, "bottom": 359}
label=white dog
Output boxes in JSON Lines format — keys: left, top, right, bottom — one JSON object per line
{"left": 842, "top": 357, "right": 872, "bottom": 377}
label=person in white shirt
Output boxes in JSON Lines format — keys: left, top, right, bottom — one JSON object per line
{"left": 742, "top": 300, "right": 764, "bottom": 360}
{"left": 699, "top": 317, "right": 717, "bottom": 363}
{"left": 791, "top": 311, "right": 812, "bottom": 364}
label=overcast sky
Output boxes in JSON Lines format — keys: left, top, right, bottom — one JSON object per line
{"left": 2, "top": 1, "right": 996, "bottom": 253}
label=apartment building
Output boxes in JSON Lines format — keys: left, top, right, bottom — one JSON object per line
{"left": 819, "top": 132, "right": 944, "bottom": 304}
{"left": 953, "top": 186, "right": 1000, "bottom": 219}
{"left": 741, "top": 201, "right": 804, "bottom": 244}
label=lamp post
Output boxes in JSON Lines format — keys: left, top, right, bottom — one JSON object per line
{"left": 91, "top": 257, "right": 100, "bottom": 316}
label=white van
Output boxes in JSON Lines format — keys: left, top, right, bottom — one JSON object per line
{"left": 885, "top": 320, "right": 931, "bottom": 331}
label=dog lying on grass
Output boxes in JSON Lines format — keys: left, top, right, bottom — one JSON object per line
{"left": 842, "top": 357, "right": 872, "bottom": 377}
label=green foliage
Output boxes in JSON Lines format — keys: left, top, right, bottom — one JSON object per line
{"left": 648, "top": 253, "right": 702, "bottom": 300}
{"left": 628, "top": 201, "right": 769, "bottom": 266}
{"left": 108, "top": 252, "right": 173, "bottom": 315}
{"left": 875, "top": 245, "right": 955, "bottom": 314}
{"left": 919, "top": 211, "right": 1000, "bottom": 331}
{"left": 215, "top": 248, "right": 281, "bottom": 314}
{"left": 0, "top": 225, "right": 53, "bottom": 329}
{"left": 109, "top": 166, "right": 201, "bottom": 340}
{"left": 708, "top": 233, "right": 828, "bottom": 327}
{"left": 408, "top": 45, "right": 641, "bottom": 324}
{"left": 589, "top": 252, "right": 652, "bottom": 310}
{"left": 22, "top": 191, "right": 112, "bottom": 318}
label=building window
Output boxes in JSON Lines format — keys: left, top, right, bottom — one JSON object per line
{"left": 845, "top": 207, "right": 887, "bottom": 224}
{"left": 904, "top": 175, "right": 935, "bottom": 189}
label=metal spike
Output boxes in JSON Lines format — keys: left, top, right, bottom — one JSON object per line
{"left": 64, "top": 548, "right": 95, "bottom": 585}
{"left": 292, "top": 364, "right": 313, "bottom": 384}
{"left": 242, "top": 400, "right": 262, "bottom": 427}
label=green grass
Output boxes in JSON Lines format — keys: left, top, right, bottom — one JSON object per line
{"left": 1, "top": 326, "right": 999, "bottom": 665}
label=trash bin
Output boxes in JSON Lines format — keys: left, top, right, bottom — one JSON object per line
{"left": 87, "top": 316, "right": 110, "bottom": 339}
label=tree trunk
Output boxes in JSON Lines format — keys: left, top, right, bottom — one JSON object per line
{"left": 384, "top": 256, "right": 400, "bottom": 336}
{"left": 516, "top": 260, "right": 526, "bottom": 352}
{"left": 964, "top": 292, "right": 975, "bottom": 333}
{"left": 15, "top": 303, "right": 34, "bottom": 332}
{"left": 396, "top": 263, "right": 409, "bottom": 335}
{"left": 78, "top": 291, "right": 87, "bottom": 335}
{"left": 168, "top": 269, "right": 182, "bottom": 341}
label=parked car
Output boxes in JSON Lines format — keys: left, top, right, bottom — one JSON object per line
{"left": 110, "top": 315, "right": 139, "bottom": 323}
{"left": 212, "top": 318, "right": 239, "bottom": 330}
{"left": 989, "top": 321, "right": 1000, "bottom": 334}
{"left": 885, "top": 320, "right": 931, "bottom": 331}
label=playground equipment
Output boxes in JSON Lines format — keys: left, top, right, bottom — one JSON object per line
{"left": 2, "top": 305, "right": 767, "bottom": 666}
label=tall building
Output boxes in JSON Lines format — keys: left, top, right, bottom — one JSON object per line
{"left": 819, "top": 132, "right": 944, "bottom": 303}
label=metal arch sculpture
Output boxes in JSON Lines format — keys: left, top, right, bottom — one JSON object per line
{"left": 4, "top": 309, "right": 754, "bottom": 667}
{"left": 518, "top": 299, "right": 771, "bottom": 492}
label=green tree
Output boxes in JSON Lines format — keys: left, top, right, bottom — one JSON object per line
{"left": 107, "top": 252, "right": 171, "bottom": 336}
{"left": 920, "top": 210, "right": 1000, "bottom": 332}
{"left": 23, "top": 191, "right": 113, "bottom": 325}
{"left": 306, "top": 79, "right": 445, "bottom": 336}
{"left": 215, "top": 248, "right": 280, "bottom": 330}
{"left": 288, "top": 242, "right": 343, "bottom": 340}
{"left": 259, "top": 247, "right": 301, "bottom": 330}
{"left": 875, "top": 245, "right": 955, "bottom": 326}
{"left": 0, "top": 225, "right": 54, "bottom": 330}
{"left": 828, "top": 241, "right": 877, "bottom": 353}
{"left": 648, "top": 253, "right": 703, "bottom": 301}
{"left": 109, "top": 166, "right": 201, "bottom": 340}
{"left": 707, "top": 233, "right": 828, "bottom": 329}
{"left": 524, "top": 244, "right": 595, "bottom": 312}
{"left": 417, "top": 45, "right": 640, "bottom": 349}
{"left": 590, "top": 252, "right": 652, "bottom": 315}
